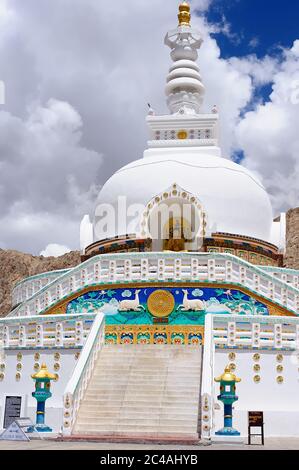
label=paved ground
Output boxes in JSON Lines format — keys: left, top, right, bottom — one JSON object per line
{"left": 0, "top": 438, "right": 297, "bottom": 450}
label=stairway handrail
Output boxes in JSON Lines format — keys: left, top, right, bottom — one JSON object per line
{"left": 62, "top": 312, "right": 105, "bottom": 434}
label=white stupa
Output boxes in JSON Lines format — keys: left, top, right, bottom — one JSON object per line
{"left": 81, "top": 1, "right": 280, "bottom": 260}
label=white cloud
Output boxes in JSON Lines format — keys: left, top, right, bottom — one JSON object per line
{"left": 236, "top": 41, "right": 299, "bottom": 213}
{"left": 0, "top": 0, "right": 297, "bottom": 253}
{"left": 40, "top": 243, "right": 71, "bottom": 257}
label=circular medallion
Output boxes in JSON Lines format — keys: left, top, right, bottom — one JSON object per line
{"left": 228, "top": 352, "right": 236, "bottom": 361}
{"left": 34, "top": 353, "right": 40, "bottom": 361}
{"left": 229, "top": 363, "right": 236, "bottom": 372}
{"left": 253, "top": 353, "right": 260, "bottom": 362}
{"left": 177, "top": 130, "right": 188, "bottom": 140}
{"left": 147, "top": 290, "right": 175, "bottom": 318}
{"left": 277, "top": 376, "right": 284, "bottom": 384}
{"left": 277, "top": 354, "right": 284, "bottom": 363}
{"left": 254, "top": 364, "right": 261, "bottom": 372}
{"left": 277, "top": 365, "right": 283, "bottom": 373}
{"left": 254, "top": 375, "right": 261, "bottom": 383}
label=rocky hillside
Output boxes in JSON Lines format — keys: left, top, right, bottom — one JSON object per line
{"left": 285, "top": 208, "right": 299, "bottom": 270}
{"left": 0, "top": 249, "right": 81, "bottom": 317}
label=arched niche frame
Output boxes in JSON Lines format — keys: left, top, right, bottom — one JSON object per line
{"left": 139, "top": 183, "right": 208, "bottom": 252}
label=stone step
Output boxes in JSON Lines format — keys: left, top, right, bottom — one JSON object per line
{"left": 86, "top": 383, "right": 200, "bottom": 391}
{"left": 91, "top": 375, "right": 198, "bottom": 385}
{"left": 78, "top": 412, "right": 199, "bottom": 423}
{"left": 93, "top": 369, "right": 201, "bottom": 376}
{"left": 84, "top": 392, "right": 199, "bottom": 401}
{"left": 74, "top": 422, "right": 198, "bottom": 433}
{"left": 81, "top": 399, "right": 199, "bottom": 408}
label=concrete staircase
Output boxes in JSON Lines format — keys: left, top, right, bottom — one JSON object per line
{"left": 73, "top": 344, "right": 202, "bottom": 440}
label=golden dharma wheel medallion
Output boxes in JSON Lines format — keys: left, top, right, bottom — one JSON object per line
{"left": 147, "top": 290, "right": 175, "bottom": 318}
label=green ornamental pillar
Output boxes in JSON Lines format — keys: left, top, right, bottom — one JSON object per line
{"left": 30, "top": 363, "right": 56, "bottom": 432}
{"left": 214, "top": 365, "right": 241, "bottom": 436}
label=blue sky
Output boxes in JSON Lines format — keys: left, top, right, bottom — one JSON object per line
{"left": 205, "top": 0, "right": 298, "bottom": 58}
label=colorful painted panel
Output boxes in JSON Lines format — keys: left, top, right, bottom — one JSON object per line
{"left": 104, "top": 325, "right": 204, "bottom": 345}
{"left": 66, "top": 287, "right": 269, "bottom": 326}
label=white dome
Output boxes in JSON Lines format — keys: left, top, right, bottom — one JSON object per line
{"left": 93, "top": 147, "right": 273, "bottom": 243}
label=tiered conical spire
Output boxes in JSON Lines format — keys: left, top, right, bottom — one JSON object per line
{"left": 164, "top": 2, "right": 205, "bottom": 115}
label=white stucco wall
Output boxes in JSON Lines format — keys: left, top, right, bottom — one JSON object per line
{"left": 0, "top": 349, "right": 79, "bottom": 433}
{"left": 213, "top": 349, "right": 299, "bottom": 437}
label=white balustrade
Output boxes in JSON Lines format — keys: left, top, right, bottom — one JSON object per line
{"left": 11, "top": 269, "right": 71, "bottom": 307}
{"left": 212, "top": 315, "right": 299, "bottom": 350}
{"left": 0, "top": 314, "right": 95, "bottom": 349}
{"left": 8, "top": 253, "right": 299, "bottom": 318}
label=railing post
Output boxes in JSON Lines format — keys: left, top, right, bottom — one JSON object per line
{"left": 281, "top": 288, "right": 288, "bottom": 307}
{"left": 274, "top": 324, "right": 282, "bottom": 349}
{"left": 191, "top": 258, "right": 198, "bottom": 280}
{"left": 268, "top": 282, "right": 274, "bottom": 300}
{"left": 254, "top": 274, "right": 260, "bottom": 293}
{"left": 252, "top": 323, "right": 261, "bottom": 348}
{"left": 55, "top": 322, "right": 64, "bottom": 348}
{"left": 18, "top": 324, "right": 27, "bottom": 348}
{"left": 175, "top": 258, "right": 182, "bottom": 281}
{"left": 240, "top": 266, "right": 246, "bottom": 286}
{"left": 56, "top": 284, "right": 62, "bottom": 301}
{"left": 36, "top": 324, "right": 44, "bottom": 347}
{"left": 81, "top": 269, "right": 87, "bottom": 287}
{"left": 35, "top": 298, "right": 41, "bottom": 315}
{"left": 109, "top": 260, "right": 116, "bottom": 282}
{"left": 94, "top": 262, "right": 101, "bottom": 283}
{"left": 158, "top": 258, "right": 165, "bottom": 281}
{"left": 208, "top": 259, "right": 215, "bottom": 282}
{"left": 227, "top": 322, "right": 236, "bottom": 348}
{"left": 76, "top": 321, "right": 84, "bottom": 347}
{"left": 141, "top": 259, "right": 149, "bottom": 280}
{"left": 225, "top": 260, "right": 232, "bottom": 282}
{"left": 3, "top": 325, "right": 9, "bottom": 348}
{"left": 124, "top": 259, "right": 132, "bottom": 281}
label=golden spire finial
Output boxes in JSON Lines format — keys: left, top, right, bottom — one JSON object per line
{"left": 178, "top": 2, "right": 191, "bottom": 27}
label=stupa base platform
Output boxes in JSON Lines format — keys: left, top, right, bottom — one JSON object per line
{"left": 212, "top": 435, "right": 245, "bottom": 445}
